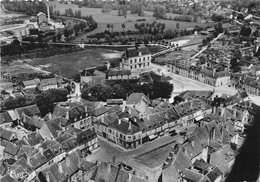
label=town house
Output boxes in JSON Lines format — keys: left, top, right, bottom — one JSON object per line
{"left": 120, "top": 46, "right": 151, "bottom": 70}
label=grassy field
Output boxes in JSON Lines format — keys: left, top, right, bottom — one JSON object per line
{"left": 134, "top": 144, "right": 173, "bottom": 169}
{"left": 49, "top": 2, "right": 216, "bottom": 42}
{"left": 28, "top": 48, "right": 122, "bottom": 79}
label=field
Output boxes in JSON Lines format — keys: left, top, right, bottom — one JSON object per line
{"left": 49, "top": 2, "right": 216, "bottom": 42}
{"left": 134, "top": 144, "right": 173, "bottom": 169}
{"left": 28, "top": 48, "right": 122, "bottom": 79}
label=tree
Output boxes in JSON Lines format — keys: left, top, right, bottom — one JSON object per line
{"left": 105, "top": 34, "right": 111, "bottom": 42}
{"left": 52, "top": 36, "right": 56, "bottom": 42}
{"left": 153, "top": 6, "right": 167, "bottom": 20}
{"left": 176, "top": 22, "right": 180, "bottom": 29}
{"left": 122, "top": 23, "right": 126, "bottom": 37}
{"left": 57, "top": 32, "right": 62, "bottom": 41}
{"left": 112, "top": 84, "right": 126, "bottom": 99}
{"left": 107, "top": 23, "right": 110, "bottom": 32}
{"left": 102, "top": 3, "right": 112, "bottom": 13}
{"left": 64, "top": 29, "right": 69, "bottom": 39}
{"left": 150, "top": 80, "right": 173, "bottom": 99}
{"left": 111, "top": 24, "right": 114, "bottom": 33}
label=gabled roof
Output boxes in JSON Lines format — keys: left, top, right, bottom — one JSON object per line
{"left": 124, "top": 46, "right": 150, "bottom": 58}
{"left": 22, "top": 78, "right": 40, "bottom": 87}
{"left": 90, "top": 106, "right": 108, "bottom": 117}
{"left": 0, "top": 112, "right": 13, "bottom": 124}
{"left": 106, "top": 99, "right": 124, "bottom": 105}
{"left": 0, "top": 129, "right": 15, "bottom": 141}
{"left": 39, "top": 78, "right": 58, "bottom": 89}
{"left": 126, "top": 93, "right": 150, "bottom": 105}
{"left": 107, "top": 69, "right": 131, "bottom": 77}
{"left": 43, "top": 118, "right": 64, "bottom": 139}
{"left": 4, "top": 142, "right": 20, "bottom": 156}
{"left": 107, "top": 105, "right": 122, "bottom": 114}
{"left": 15, "top": 105, "right": 41, "bottom": 117}
{"left": 108, "top": 119, "right": 141, "bottom": 135}
{"left": 26, "top": 131, "right": 45, "bottom": 146}
{"left": 183, "top": 168, "right": 204, "bottom": 182}
{"left": 178, "top": 90, "right": 213, "bottom": 100}
{"left": 206, "top": 167, "right": 223, "bottom": 182}
{"left": 172, "top": 148, "right": 192, "bottom": 173}
{"left": 21, "top": 114, "right": 45, "bottom": 129}
{"left": 37, "top": 12, "right": 46, "bottom": 17}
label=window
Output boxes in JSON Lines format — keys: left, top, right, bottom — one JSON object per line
{"left": 130, "top": 66, "right": 133, "bottom": 69}
{"left": 135, "top": 65, "right": 137, "bottom": 68}
{"left": 148, "top": 56, "right": 150, "bottom": 60}
{"left": 139, "top": 58, "right": 141, "bottom": 62}
{"left": 135, "top": 59, "right": 137, "bottom": 63}
{"left": 130, "top": 59, "right": 132, "bottom": 64}
{"left": 143, "top": 57, "right": 145, "bottom": 61}
{"left": 147, "top": 62, "right": 149, "bottom": 66}
{"left": 133, "top": 136, "right": 136, "bottom": 140}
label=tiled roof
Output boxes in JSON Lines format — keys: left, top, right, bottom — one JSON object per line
{"left": 108, "top": 119, "right": 141, "bottom": 135}
{"left": 124, "top": 46, "right": 150, "bottom": 58}
{"left": 126, "top": 93, "right": 149, "bottom": 105}
{"left": 4, "top": 142, "right": 20, "bottom": 156}
{"left": 14, "top": 157, "right": 33, "bottom": 173}
{"left": 243, "top": 76, "right": 260, "bottom": 89}
{"left": 106, "top": 99, "right": 124, "bottom": 105}
{"left": 172, "top": 149, "right": 192, "bottom": 173}
{"left": 79, "top": 159, "right": 96, "bottom": 172}
{"left": 39, "top": 78, "right": 57, "bottom": 89}
{"left": 183, "top": 168, "right": 204, "bottom": 182}
{"left": 178, "top": 90, "right": 213, "bottom": 100}
{"left": 107, "top": 105, "right": 122, "bottom": 114}
{"left": 26, "top": 131, "right": 44, "bottom": 146}
{"left": 44, "top": 118, "right": 64, "bottom": 139}
{"left": 56, "top": 132, "right": 73, "bottom": 143}
{"left": 0, "top": 112, "right": 13, "bottom": 124}
{"left": 21, "top": 145, "right": 38, "bottom": 157}
{"left": 23, "top": 78, "right": 40, "bottom": 87}
{"left": 193, "top": 159, "right": 214, "bottom": 172}
{"left": 107, "top": 69, "right": 131, "bottom": 77}
{"left": 21, "top": 114, "right": 45, "bottom": 129}
{"left": 0, "top": 129, "right": 15, "bottom": 141}
{"left": 103, "top": 113, "right": 119, "bottom": 125}
{"left": 206, "top": 167, "right": 223, "bottom": 182}
{"left": 90, "top": 106, "right": 107, "bottom": 117}
{"left": 15, "top": 104, "right": 41, "bottom": 117}
{"left": 76, "top": 128, "right": 95, "bottom": 146}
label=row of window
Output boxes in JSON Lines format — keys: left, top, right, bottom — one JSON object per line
{"left": 129, "top": 56, "right": 150, "bottom": 64}
{"left": 130, "top": 62, "right": 149, "bottom": 69}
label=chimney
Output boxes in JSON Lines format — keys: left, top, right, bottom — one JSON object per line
{"left": 58, "top": 162, "right": 63, "bottom": 173}
{"left": 47, "top": 4, "right": 50, "bottom": 24}
{"left": 118, "top": 119, "right": 121, "bottom": 125}
{"left": 73, "top": 132, "right": 77, "bottom": 139}
{"left": 128, "top": 173, "right": 133, "bottom": 182}
{"left": 65, "top": 111, "right": 69, "bottom": 120}
{"left": 107, "top": 163, "right": 111, "bottom": 174}
{"left": 45, "top": 171, "right": 50, "bottom": 182}
{"left": 105, "top": 61, "right": 110, "bottom": 70}
{"left": 112, "top": 156, "right": 116, "bottom": 165}
{"left": 128, "top": 121, "right": 132, "bottom": 133}
{"left": 48, "top": 112, "right": 52, "bottom": 120}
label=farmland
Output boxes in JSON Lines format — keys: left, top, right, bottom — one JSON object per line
{"left": 49, "top": 1, "right": 216, "bottom": 42}
{"left": 27, "top": 48, "right": 122, "bottom": 79}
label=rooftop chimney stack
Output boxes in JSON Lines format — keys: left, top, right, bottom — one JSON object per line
{"left": 45, "top": 172, "right": 50, "bottom": 182}
{"left": 47, "top": 4, "right": 50, "bottom": 24}
{"left": 58, "top": 162, "right": 63, "bottom": 173}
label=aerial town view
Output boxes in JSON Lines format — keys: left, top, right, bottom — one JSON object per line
{"left": 1, "top": 0, "right": 260, "bottom": 181}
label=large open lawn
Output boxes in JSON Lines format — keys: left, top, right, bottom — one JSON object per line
{"left": 49, "top": 2, "right": 216, "bottom": 41}
{"left": 134, "top": 143, "right": 173, "bottom": 169}
{"left": 28, "top": 48, "right": 122, "bottom": 79}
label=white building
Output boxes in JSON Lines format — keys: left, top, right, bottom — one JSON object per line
{"left": 120, "top": 46, "right": 151, "bottom": 70}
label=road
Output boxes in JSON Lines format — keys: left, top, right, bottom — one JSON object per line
{"left": 86, "top": 126, "right": 196, "bottom": 181}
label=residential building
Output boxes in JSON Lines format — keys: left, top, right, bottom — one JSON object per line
{"left": 22, "top": 78, "right": 40, "bottom": 90}
{"left": 120, "top": 46, "right": 151, "bottom": 70}
{"left": 126, "top": 93, "right": 150, "bottom": 116}
{"left": 242, "top": 76, "right": 260, "bottom": 96}
{"left": 107, "top": 69, "right": 132, "bottom": 80}
{"left": 38, "top": 78, "right": 58, "bottom": 91}
{"left": 168, "top": 61, "right": 231, "bottom": 87}
{"left": 52, "top": 102, "right": 92, "bottom": 130}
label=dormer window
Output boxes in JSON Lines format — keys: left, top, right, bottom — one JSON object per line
{"left": 80, "top": 116, "right": 82, "bottom": 119}
{"left": 74, "top": 118, "right": 77, "bottom": 122}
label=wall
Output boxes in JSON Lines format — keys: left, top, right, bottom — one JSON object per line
{"left": 215, "top": 76, "right": 231, "bottom": 87}
{"left": 121, "top": 54, "right": 151, "bottom": 70}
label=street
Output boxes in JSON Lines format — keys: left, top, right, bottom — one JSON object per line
{"left": 86, "top": 126, "right": 196, "bottom": 181}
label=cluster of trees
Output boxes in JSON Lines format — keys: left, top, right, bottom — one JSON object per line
{"left": 118, "top": 4, "right": 127, "bottom": 16}
{"left": 81, "top": 81, "right": 173, "bottom": 102}
{"left": 64, "top": 8, "right": 82, "bottom": 18}
{"left": 174, "top": 15, "right": 193, "bottom": 22}
{"left": 102, "top": 3, "right": 112, "bottom": 13}
{"left": 0, "top": 88, "right": 68, "bottom": 116}
{"left": 240, "top": 26, "right": 252, "bottom": 37}
{"left": 153, "top": 6, "right": 167, "bottom": 19}
{"left": 134, "top": 21, "right": 166, "bottom": 35}
{"left": 3, "top": 1, "right": 53, "bottom": 16}
{"left": 130, "top": 1, "right": 144, "bottom": 16}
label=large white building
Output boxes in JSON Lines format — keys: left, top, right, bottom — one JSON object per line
{"left": 120, "top": 46, "right": 151, "bottom": 70}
